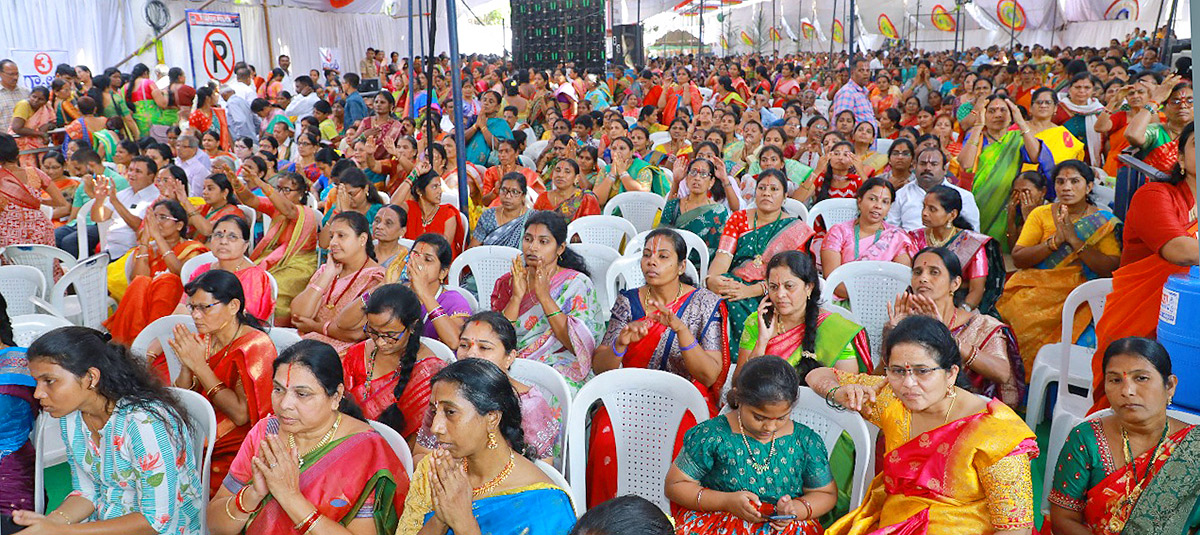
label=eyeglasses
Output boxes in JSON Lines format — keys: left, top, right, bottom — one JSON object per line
{"left": 186, "top": 301, "right": 222, "bottom": 314}
{"left": 884, "top": 365, "right": 946, "bottom": 380}
{"left": 297, "top": 141, "right": 316, "bottom": 147}
{"left": 498, "top": 187, "right": 523, "bottom": 197}
{"left": 364, "top": 325, "right": 407, "bottom": 342}
{"left": 687, "top": 170, "right": 712, "bottom": 178}
{"left": 1032, "top": 100, "right": 1055, "bottom": 106}
{"left": 276, "top": 186, "right": 299, "bottom": 194}
{"left": 210, "top": 231, "right": 244, "bottom": 242}
{"left": 154, "top": 214, "right": 178, "bottom": 222}
{"left": 891, "top": 151, "right": 912, "bottom": 157}
{"left": 1168, "top": 97, "right": 1195, "bottom": 106}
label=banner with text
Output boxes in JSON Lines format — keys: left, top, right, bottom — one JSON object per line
{"left": 8, "top": 49, "right": 68, "bottom": 88}
{"left": 185, "top": 10, "right": 246, "bottom": 87}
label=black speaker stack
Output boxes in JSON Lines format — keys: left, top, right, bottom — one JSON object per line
{"left": 511, "top": 0, "right": 605, "bottom": 72}
{"left": 612, "top": 23, "right": 644, "bottom": 69}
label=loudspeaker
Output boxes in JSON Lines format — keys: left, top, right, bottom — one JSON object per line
{"left": 612, "top": 23, "right": 644, "bottom": 69}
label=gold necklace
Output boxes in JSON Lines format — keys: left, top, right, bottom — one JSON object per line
{"left": 905, "top": 390, "right": 956, "bottom": 440}
{"left": 736, "top": 413, "right": 777, "bottom": 474}
{"left": 289, "top": 412, "right": 342, "bottom": 468}
{"left": 926, "top": 228, "right": 960, "bottom": 248}
{"left": 463, "top": 452, "right": 516, "bottom": 497}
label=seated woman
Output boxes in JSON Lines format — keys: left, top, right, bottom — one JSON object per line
{"left": 810, "top": 315, "right": 1038, "bottom": 535}
{"left": 1051, "top": 337, "right": 1200, "bottom": 535}
{"left": 397, "top": 358, "right": 576, "bottom": 535}
{"left": 908, "top": 186, "right": 1005, "bottom": 315}
{"left": 166, "top": 269, "right": 277, "bottom": 493}
{"left": 342, "top": 284, "right": 445, "bottom": 438}
{"left": 103, "top": 199, "right": 208, "bottom": 345}
{"left": 15, "top": 326, "right": 202, "bottom": 534}
{"left": 744, "top": 129, "right": 816, "bottom": 202}
{"left": 320, "top": 168, "right": 386, "bottom": 238}
{"left": 469, "top": 172, "right": 531, "bottom": 249}
{"left": 850, "top": 122, "right": 888, "bottom": 177}
{"left": 207, "top": 340, "right": 410, "bottom": 535}
{"left": 997, "top": 160, "right": 1121, "bottom": 377}
{"left": 533, "top": 158, "right": 601, "bottom": 221}
{"left": 404, "top": 168, "right": 464, "bottom": 256}
{"left": 0, "top": 296, "right": 35, "bottom": 533}
{"left": 821, "top": 178, "right": 912, "bottom": 297}
{"left": 292, "top": 212, "right": 385, "bottom": 353}
{"left": 659, "top": 157, "right": 730, "bottom": 259}
{"left": 184, "top": 215, "right": 276, "bottom": 322}
{"left": 723, "top": 120, "right": 763, "bottom": 167}
{"left": 812, "top": 141, "right": 865, "bottom": 202}
{"left": 1089, "top": 123, "right": 1198, "bottom": 412}
{"left": 707, "top": 169, "right": 815, "bottom": 362}
{"left": 236, "top": 171, "right": 320, "bottom": 326}
{"left": 415, "top": 311, "right": 563, "bottom": 463}
{"left": 373, "top": 204, "right": 410, "bottom": 274}
{"left": 491, "top": 211, "right": 603, "bottom": 390}
{"left": 666, "top": 355, "right": 837, "bottom": 535}
{"left": 876, "top": 138, "right": 916, "bottom": 190}
{"left": 889, "top": 247, "right": 1025, "bottom": 405}
{"left": 482, "top": 139, "right": 543, "bottom": 207}
{"left": 594, "top": 136, "right": 670, "bottom": 205}
{"left": 181, "top": 172, "right": 243, "bottom": 241}
{"left": 591, "top": 229, "right": 729, "bottom": 507}
{"left": 1003, "top": 171, "right": 1049, "bottom": 259}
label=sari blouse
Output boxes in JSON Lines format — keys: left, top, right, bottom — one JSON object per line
{"left": 907, "top": 229, "right": 988, "bottom": 280}
{"left": 188, "top": 262, "right": 278, "bottom": 323}
{"left": 826, "top": 371, "right": 1037, "bottom": 534}
{"left": 659, "top": 199, "right": 729, "bottom": 257}
{"left": 299, "top": 263, "right": 386, "bottom": 351}
{"left": 62, "top": 399, "right": 202, "bottom": 534}
{"left": 1121, "top": 181, "right": 1197, "bottom": 266}
{"left": 822, "top": 220, "right": 913, "bottom": 263}
{"left": 740, "top": 311, "right": 871, "bottom": 372}
{"left": 472, "top": 208, "right": 529, "bottom": 248}
{"left": 950, "top": 313, "right": 1026, "bottom": 407}
{"left": 533, "top": 188, "right": 601, "bottom": 222}
{"left": 404, "top": 200, "right": 464, "bottom": 256}
{"left": 342, "top": 343, "right": 447, "bottom": 434}
{"left": 1014, "top": 205, "right": 1121, "bottom": 279}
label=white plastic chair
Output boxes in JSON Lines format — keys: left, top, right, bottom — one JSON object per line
{"left": 443, "top": 285, "right": 479, "bottom": 312}
{"left": 130, "top": 315, "right": 196, "bottom": 380}
{"left": 648, "top": 131, "right": 671, "bottom": 147}
{"left": 510, "top": 358, "right": 573, "bottom": 471}
{"left": 33, "top": 412, "right": 65, "bottom": 513}
{"left": 421, "top": 336, "right": 456, "bottom": 363}
{"left": 268, "top": 327, "right": 303, "bottom": 353}
{"left": 624, "top": 228, "right": 711, "bottom": 283}
{"left": 181, "top": 252, "right": 219, "bottom": 284}
{"left": 566, "top": 368, "right": 711, "bottom": 515}
{"left": 0, "top": 244, "right": 77, "bottom": 297}
{"left": 603, "top": 192, "right": 666, "bottom": 234}
{"left": 782, "top": 198, "right": 809, "bottom": 221}
{"left": 237, "top": 205, "right": 258, "bottom": 247}
{"left": 74, "top": 199, "right": 111, "bottom": 259}
{"left": 806, "top": 198, "right": 859, "bottom": 229}
{"left": 623, "top": 116, "right": 637, "bottom": 127}
{"left": 1026, "top": 278, "right": 1112, "bottom": 430}
{"left": 170, "top": 387, "right": 217, "bottom": 535}
{"left": 567, "top": 215, "right": 638, "bottom": 253}
{"left": 30, "top": 253, "right": 111, "bottom": 330}
{"left": 822, "top": 303, "right": 860, "bottom": 325}
{"left": 535, "top": 460, "right": 581, "bottom": 518}
{"left": 604, "top": 256, "right": 699, "bottom": 314}
{"left": 447, "top": 246, "right": 522, "bottom": 311}
{"left": 0, "top": 265, "right": 46, "bottom": 316}
{"left": 524, "top": 139, "right": 550, "bottom": 162}
{"left": 792, "top": 387, "right": 874, "bottom": 509}
{"left": 368, "top": 420, "right": 415, "bottom": 476}
{"left": 1093, "top": 185, "right": 1116, "bottom": 210}
{"left": 11, "top": 314, "right": 73, "bottom": 347}
{"left": 821, "top": 261, "right": 912, "bottom": 359}
{"left": 567, "top": 243, "right": 622, "bottom": 319}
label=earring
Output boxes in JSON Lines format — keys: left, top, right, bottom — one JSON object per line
{"left": 947, "top": 386, "right": 957, "bottom": 398}
{"left": 487, "top": 432, "right": 499, "bottom": 449}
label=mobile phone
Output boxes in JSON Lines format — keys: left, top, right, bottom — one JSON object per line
{"left": 266, "top": 415, "right": 280, "bottom": 435}
{"left": 767, "top": 514, "right": 797, "bottom": 521}
{"left": 763, "top": 302, "right": 775, "bottom": 326}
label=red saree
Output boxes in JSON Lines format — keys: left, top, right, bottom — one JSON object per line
{"left": 197, "top": 203, "right": 243, "bottom": 240}
{"left": 342, "top": 341, "right": 447, "bottom": 437}
{"left": 103, "top": 240, "right": 208, "bottom": 345}
{"left": 202, "top": 329, "right": 277, "bottom": 495}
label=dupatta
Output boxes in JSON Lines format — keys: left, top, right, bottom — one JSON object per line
{"left": 252, "top": 204, "right": 319, "bottom": 271}
{"left": 729, "top": 218, "right": 816, "bottom": 283}
{"left": 1122, "top": 425, "right": 1200, "bottom": 535}
{"left": 204, "top": 329, "right": 277, "bottom": 494}
{"left": 342, "top": 342, "right": 446, "bottom": 435}
{"left": 481, "top": 209, "right": 529, "bottom": 247}
{"left": 766, "top": 311, "right": 873, "bottom": 372}
{"left": 1081, "top": 425, "right": 1197, "bottom": 535}
{"left": 0, "top": 167, "right": 43, "bottom": 210}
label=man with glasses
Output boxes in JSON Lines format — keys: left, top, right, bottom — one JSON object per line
{"left": 174, "top": 134, "right": 211, "bottom": 196}
{"left": 888, "top": 147, "right": 980, "bottom": 231}
{"left": 90, "top": 155, "right": 161, "bottom": 259}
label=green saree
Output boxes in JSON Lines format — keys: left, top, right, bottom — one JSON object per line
{"left": 967, "top": 129, "right": 1054, "bottom": 249}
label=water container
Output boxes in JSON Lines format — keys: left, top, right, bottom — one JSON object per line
{"left": 1159, "top": 266, "right": 1200, "bottom": 410}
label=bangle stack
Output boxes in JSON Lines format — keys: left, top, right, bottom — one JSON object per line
{"left": 234, "top": 486, "right": 261, "bottom": 514}
{"left": 426, "top": 305, "right": 446, "bottom": 322}
{"left": 206, "top": 382, "right": 228, "bottom": 398}
{"left": 825, "top": 385, "right": 845, "bottom": 410}
{"left": 294, "top": 510, "right": 322, "bottom": 533}
{"left": 798, "top": 497, "right": 813, "bottom": 519}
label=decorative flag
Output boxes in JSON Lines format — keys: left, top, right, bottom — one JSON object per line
{"left": 740, "top": 30, "right": 755, "bottom": 46}
{"left": 721, "top": 35, "right": 729, "bottom": 49}
{"left": 832, "top": 19, "right": 844, "bottom": 43}
{"left": 996, "top": 0, "right": 1027, "bottom": 31}
{"left": 1104, "top": 0, "right": 1139, "bottom": 19}
{"left": 931, "top": 5, "right": 956, "bottom": 31}
{"left": 801, "top": 21, "right": 817, "bottom": 40}
{"left": 877, "top": 13, "right": 898, "bottom": 38}
{"left": 780, "top": 17, "right": 798, "bottom": 40}
{"left": 769, "top": 27, "right": 782, "bottom": 41}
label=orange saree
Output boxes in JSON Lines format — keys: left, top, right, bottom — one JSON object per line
{"left": 104, "top": 240, "right": 208, "bottom": 345}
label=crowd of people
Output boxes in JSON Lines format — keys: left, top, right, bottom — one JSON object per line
{"left": 0, "top": 26, "right": 1197, "bottom": 535}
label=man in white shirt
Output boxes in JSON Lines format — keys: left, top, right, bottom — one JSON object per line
{"left": 228, "top": 65, "right": 257, "bottom": 103}
{"left": 90, "top": 156, "right": 161, "bottom": 260}
{"left": 174, "top": 134, "right": 211, "bottom": 196}
{"left": 888, "top": 147, "right": 980, "bottom": 231}
{"left": 284, "top": 75, "right": 320, "bottom": 121}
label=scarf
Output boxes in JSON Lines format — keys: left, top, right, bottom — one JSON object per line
{"left": 1057, "top": 94, "right": 1105, "bottom": 165}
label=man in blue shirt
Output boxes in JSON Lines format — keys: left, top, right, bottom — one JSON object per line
{"left": 1130, "top": 48, "right": 1168, "bottom": 75}
{"left": 341, "top": 72, "right": 371, "bottom": 133}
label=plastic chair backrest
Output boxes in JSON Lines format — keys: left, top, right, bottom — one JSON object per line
{"left": 822, "top": 304, "right": 859, "bottom": 325}
{"left": 821, "top": 261, "right": 912, "bottom": 358}
{"left": 603, "top": 192, "right": 666, "bottom": 234}
{"left": 447, "top": 246, "right": 522, "bottom": 311}
{"left": 567, "top": 215, "right": 638, "bottom": 253}
{"left": 567, "top": 243, "right": 622, "bottom": 316}
{"left": 783, "top": 198, "right": 809, "bottom": 221}
{"left": 268, "top": 327, "right": 303, "bottom": 353}
{"left": 0, "top": 244, "right": 77, "bottom": 297}
{"left": 792, "top": 387, "right": 874, "bottom": 509}
{"left": 130, "top": 315, "right": 196, "bottom": 380}
{"left": 421, "top": 336, "right": 456, "bottom": 363}
{"left": 509, "top": 359, "right": 572, "bottom": 471}
{"left": 525, "top": 139, "right": 549, "bottom": 162}
{"left": 238, "top": 205, "right": 257, "bottom": 247}
{"left": 33, "top": 413, "right": 65, "bottom": 513}
{"left": 11, "top": 314, "right": 73, "bottom": 347}
{"left": 75, "top": 199, "right": 110, "bottom": 259}
{"left": 806, "top": 198, "right": 859, "bottom": 228}
{"left": 47, "top": 253, "right": 111, "bottom": 329}
{"left": 624, "top": 228, "right": 711, "bottom": 282}
{"left": 444, "top": 285, "right": 479, "bottom": 313}
{"left": 648, "top": 131, "right": 671, "bottom": 147}
{"left": 605, "top": 256, "right": 698, "bottom": 312}
{"left": 169, "top": 387, "right": 217, "bottom": 535}
{"left": 566, "top": 368, "right": 711, "bottom": 515}
{"left": 367, "top": 420, "right": 415, "bottom": 476}
{"left": 534, "top": 460, "right": 581, "bottom": 518}
{"left": 0, "top": 265, "right": 46, "bottom": 316}
{"left": 1055, "top": 278, "right": 1112, "bottom": 406}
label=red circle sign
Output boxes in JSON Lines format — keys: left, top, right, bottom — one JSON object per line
{"left": 201, "top": 28, "right": 236, "bottom": 83}
{"left": 33, "top": 53, "right": 53, "bottom": 75}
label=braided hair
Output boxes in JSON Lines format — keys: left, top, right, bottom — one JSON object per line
{"left": 368, "top": 284, "right": 426, "bottom": 436}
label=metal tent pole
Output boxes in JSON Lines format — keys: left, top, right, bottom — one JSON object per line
{"left": 407, "top": 0, "right": 416, "bottom": 115}
{"left": 829, "top": 0, "right": 838, "bottom": 57}
{"left": 1160, "top": 0, "right": 1180, "bottom": 64}
{"left": 444, "top": 0, "right": 470, "bottom": 212}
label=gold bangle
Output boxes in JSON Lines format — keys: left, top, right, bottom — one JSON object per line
{"left": 696, "top": 487, "right": 705, "bottom": 509}
{"left": 206, "top": 382, "right": 229, "bottom": 398}
{"left": 53, "top": 510, "right": 72, "bottom": 525}
{"left": 224, "top": 496, "right": 247, "bottom": 521}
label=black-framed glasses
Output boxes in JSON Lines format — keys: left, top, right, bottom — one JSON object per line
{"left": 884, "top": 366, "right": 947, "bottom": 380}
{"left": 498, "top": 187, "right": 523, "bottom": 197}
{"left": 186, "top": 301, "right": 222, "bottom": 314}
{"left": 364, "top": 325, "right": 407, "bottom": 343}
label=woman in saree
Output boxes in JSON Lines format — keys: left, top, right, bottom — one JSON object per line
{"left": 997, "top": 160, "right": 1121, "bottom": 379}
{"left": 957, "top": 95, "right": 1053, "bottom": 246}
{"left": 469, "top": 172, "right": 530, "bottom": 249}
{"left": 821, "top": 179, "right": 913, "bottom": 296}
{"left": 63, "top": 96, "right": 109, "bottom": 155}
{"left": 235, "top": 171, "right": 319, "bottom": 325}
{"left": 482, "top": 139, "right": 542, "bottom": 207}
{"left": 341, "top": 283, "right": 445, "bottom": 440}
{"left": 320, "top": 168, "right": 386, "bottom": 238}
{"left": 812, "top": 142, "right": 865, "bottom": 202}
{"left": 659, "top": 157, "right": 730, "bottom": 257}
{"left": 594, "top": 136, "right": 670, "bottom": 205}
{"left": 851, "top": 122, "right": 889, "bottom": 178}
{"left": 207, "top": 340, "right": 410, "bottom": 535}
{"left": 876, "top": 139, "right": 916, "bottom": 190}
{"left": 9, "top": 87, "right": 53, "bottom": 167}
{"left": 653, "top": 118, "right": 693, "bottom": 164}
{"left": 707, "top": 169, "right": 815, "bottom": 362}
{"left": 590, "top": 229, "right": 730, "bottom": 507}
{"left": 177, "top": 172, "right": 243, "bottom": 241}
{"left": 0, "top": 134, "right": 56, "bottom": 250}
{"left": 1023, "top": 88, "right": 1086, "bottom": 175}
{"left": 465, "top": 91, "right": 513, "bottom": 167}
{"left": 1089, "top": 123, "right": 1197, "bottom": 413}
{"left": 658, "top": 68, "right": 702, "bottom": 127}
{"left": 163, "top": 269, "right": 277, "bottom": 494}
{"left": 1052, "top": 337, "right": 1200, "bottom": 535}
{"left": 103, "top": 199, "right": 208, "bottom": 344}
{"left": 1124, "top": 75, "right": 1192, "bottom": 174}
{"left": 200, "top": 130, "right": 234, "bottom": 165}
{"left": 397, "top": 358, "right": 576, "bottom": 535}
{"left": 809, "top": 314, "right": 1038, "bottom": 535}
{"left": 293, "top": 212, "right": 385, "bottom": 353}
{"left": 666, "top": 355, "right": 838, "bottom": 535}
{"left": 1052, "top": 73, "right": 1105, "bottom": 166}
{"left": 374, "top": 204, "right": 410, "bottom": 273}
{"left": 491, "top": 211, "right": 603, "bottom": 390}
{"left": 723, "top": 120, "right": 763, "bottom": 167}
{"left": 908, "top": 186, "right": 1005, "bottom": 315}
{"left": 359, "top": 92, "right": 404, "bottom": 161}
{"left": 189, "top": 87, "right": 231, "bottom": 152}
{"left": 403, "top": 168, "right": 464, "bottom": 257}
{"left": 870, "top": 72, "right": 902, "bottom": 115}
{"left": 125, "top": 63, "right": 168, "bottom": 137}
{"left": 534, "top": 158, "right": 601, "bottom": 221}
{"left": 181, "top": 215, "right": 276, "bottom": 322}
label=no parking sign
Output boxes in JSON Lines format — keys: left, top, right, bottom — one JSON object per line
{"left": 185, "top": 10, "right": 245, "bottom": 86}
